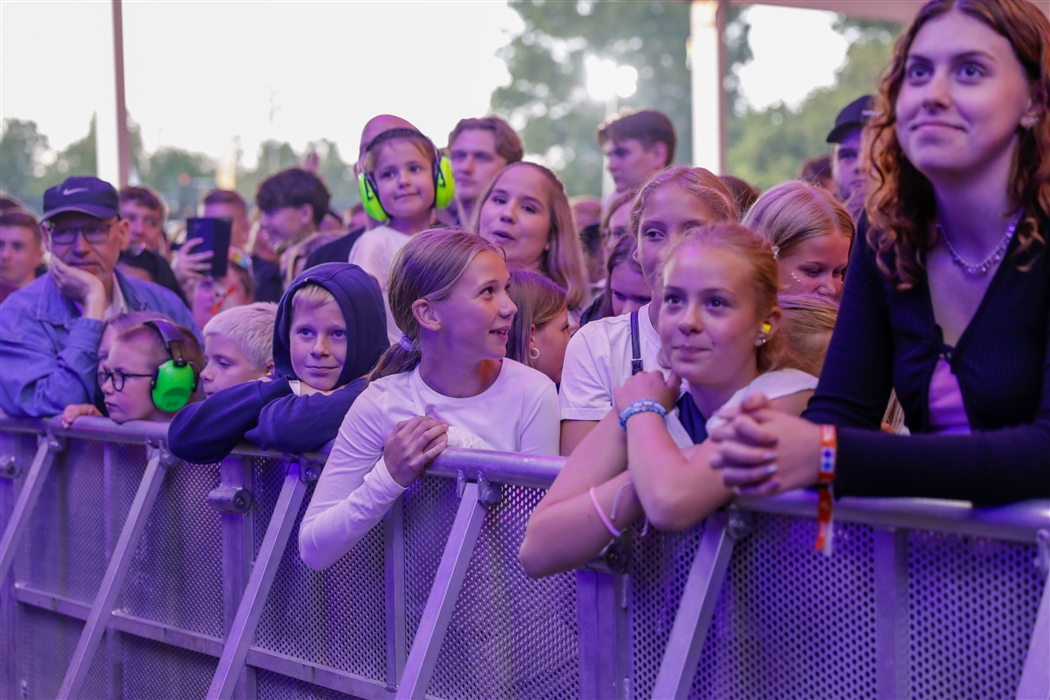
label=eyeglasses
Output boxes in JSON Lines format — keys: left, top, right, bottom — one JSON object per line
{"left": 98, "top": 367, "right": 153, "bottom": 392}
{"left": 49, "top": 221, "right": 116, "bottom": 246}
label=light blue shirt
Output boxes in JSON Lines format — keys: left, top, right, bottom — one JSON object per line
{"left": 0, "top": 269, "right": 198, "bottom": 417}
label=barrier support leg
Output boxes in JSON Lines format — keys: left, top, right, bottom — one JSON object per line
{"left": 651, "top": 510, "right": 739, "bottom": 699}
{"left": 384, "top": 498, "right": 406, "bottom": 692}
{"left": 873, "top": 528, "right": 911, "bottom": 700}
{"left": 395, "top": 476, "right": 500, "bottom": 700}
{"left": 576, "top": 570, "right": 629, "bottom": 700}
{"left": 0, "top": 431, "right": 28, "bottom": 700}
{"left": 102, "top": 443, "right": 123, "bottom": 700}
{"left": 207, "top": 457, "right": 312, "bottom": 700}
{"left": 1017, "top": 550, "right": 1050, "bottom": 700}
{"left": 0, "top": 432, "right": 65, "bottom": 583}
{"left": 57, "top": 442, "right": 176, "bottom": 700}
{"left": 218, "top": 456, "right": 257, "bottom": 700}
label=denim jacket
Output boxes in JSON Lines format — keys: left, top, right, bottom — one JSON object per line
{"left": 0, "top": 270, "right": 198, "bottom": 417}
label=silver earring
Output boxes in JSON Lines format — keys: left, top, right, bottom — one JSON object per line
{"left": 758, "top": 337, "right": 768, "bottom": 345}
{"left": 530, "top": 347, "right": 540, "bottom": 360}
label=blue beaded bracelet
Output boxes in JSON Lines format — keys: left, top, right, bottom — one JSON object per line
{"left": 619, "top": 399, "right": 667, "bottom": 430}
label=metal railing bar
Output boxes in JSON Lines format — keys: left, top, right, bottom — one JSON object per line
{"left": 4, "top": 418, "right": 1047, "bottom": 540}
{"left": 1016, "top": 574, "right": 1050, "bottom": 700}
{"left": 427, "top": 449, "right": 563, "bottom": 489}
{"left": 0, "top": 434, "right": 63, "bottom": 583}
{"left": 739, "top": 490, "right": 1050, "bottom": 543}
{"left": 208, "top": 458, "right": 310, "bottom": 700}
{"left": 244, "top": 647, "right": 395, "bottom": 700}
{"left": 57, "top": 445, "right": 175, "bottom": 699}
{"left": 14, "top": 584, "right": 225, "bottom": 657}
{"left": 396, "top": 481, "right": 491, "bottom": 700}
{"left": 651, "top": 513, "right": 736, "bottom": 699}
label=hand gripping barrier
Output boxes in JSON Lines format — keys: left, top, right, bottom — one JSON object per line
{"left": 1, "top": 414, "right": 1047, "bottom": 699}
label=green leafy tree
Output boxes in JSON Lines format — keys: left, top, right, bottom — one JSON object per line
{"left": 724, "top": 16, "right": 899, "bottom": 190}
{"left": 308, "top": 138, "right": 360, "bottom": 211}
{"left": 0, "top": 119, "right": 51, "bottom": 208}
{"left": 493, "top": 3, "right": 898, "bottom": 196}
{"left": 491, "top": 0, "right": 693, "bottom": 197}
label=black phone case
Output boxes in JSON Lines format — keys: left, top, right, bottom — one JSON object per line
{"left": 186, "top": 217, "right": 232, "bottom": 279}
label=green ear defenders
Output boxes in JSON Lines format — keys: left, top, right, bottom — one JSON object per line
{"left": 357, "top": 128, "right": 456, "bottom": 223}
{"left": 145, "top": 320, "right": 199, "bottom": 412}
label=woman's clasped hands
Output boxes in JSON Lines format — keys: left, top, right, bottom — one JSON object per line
{"left": 708, "top": 393, "right": 824, "bottom": 498}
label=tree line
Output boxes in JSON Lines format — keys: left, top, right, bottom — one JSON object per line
{"left": 0, "top": 2, "right": 898, "bottom": 215}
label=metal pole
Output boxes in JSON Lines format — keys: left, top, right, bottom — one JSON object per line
{"left": 689, "top": 0, "right": 727, "bottom": 173}
{"left": 111, "top": 0, "right": 130, "bottom": 187}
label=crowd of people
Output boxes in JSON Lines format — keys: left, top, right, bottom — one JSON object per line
{"left": 1, "top": 0, "right": 1047, "bottom": 579}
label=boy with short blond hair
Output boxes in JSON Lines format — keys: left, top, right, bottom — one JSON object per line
{"left": 199, "top": 302, "right": 277, "bottom": 397}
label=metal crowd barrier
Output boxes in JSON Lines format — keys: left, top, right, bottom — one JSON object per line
{"left": 0, "top": 414, "right": 1047, "bottom": 700}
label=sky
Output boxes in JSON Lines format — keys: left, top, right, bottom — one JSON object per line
{"left": 1, "top": 1, "right": 850, "bottom": 168}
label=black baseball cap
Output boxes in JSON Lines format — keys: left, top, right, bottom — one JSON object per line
{"left": 827, "top": 95, "right": 875, "bottom": 144}
{"left": 42, "top": 176, "right": 120, "bottom": 222}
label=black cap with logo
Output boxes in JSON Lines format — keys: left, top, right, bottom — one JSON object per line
{"left": 42, "top": 176, "right": 120, "bottom": 222}
{"left": 827, "top": 95, "right": 876, "bottom": 144}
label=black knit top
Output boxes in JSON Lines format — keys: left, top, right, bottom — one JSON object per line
{"left": 803, "top": 220, "right": 1050, "bottom": 505}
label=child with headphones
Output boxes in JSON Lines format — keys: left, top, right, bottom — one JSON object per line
{"left": 350, "top": 127, "right": 455, "bottom": 344}
{"left": 168, "top": 263, "right": 389, "bottom": 464}
{"left": 97, "top": 320, "right": 205, "bottom": 424}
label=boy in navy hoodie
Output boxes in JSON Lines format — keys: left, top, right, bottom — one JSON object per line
{"left": 168, "top": 263, "right": 389, "bottom": 463}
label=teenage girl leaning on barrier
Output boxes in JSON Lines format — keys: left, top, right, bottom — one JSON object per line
{"left": 520, "top": 224, "right": 830, "bottom": 578}
{"left": 712, "top": 0, "right": 1050, "bottom": 512}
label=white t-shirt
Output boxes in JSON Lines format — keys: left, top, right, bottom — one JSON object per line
{"left": 559, "top": 304, "right": 691, "bottom": 447}
{"left": 560, "top": 303, "right": 665, "bottom": 422}
{"left": 348, "top": 224, "right": 412, "bottom": 344}
{"left": 298, "top": 359, "right": 559, "bottom": 570}
{"left": 703, "top": 368, "right": 818, "bottom": 435}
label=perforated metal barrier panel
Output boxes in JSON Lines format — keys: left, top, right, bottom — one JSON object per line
{"left": 0, "top": 422, "right": 1046, "bottom": 700}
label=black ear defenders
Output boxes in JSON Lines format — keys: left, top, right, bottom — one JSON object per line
{"left": 144, "top": 320, "right": 199, "bottom": 412}
{"left": 357, "top": 127, "right": 456, "bottom": 223}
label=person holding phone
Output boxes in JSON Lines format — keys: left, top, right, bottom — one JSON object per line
{"left": 190, "top": 247, "right": 254, "bottom": 332}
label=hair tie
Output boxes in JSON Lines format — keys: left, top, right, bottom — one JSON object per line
{"left": 399, "top": 334, "right": 414, "bottom": 352}
{"left": 771, "top": 245, "right": 780, "bottom": 261}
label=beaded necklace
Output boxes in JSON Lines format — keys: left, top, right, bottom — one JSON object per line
{"left": 936, "top": 209, "right": 1024, "bottom": 276}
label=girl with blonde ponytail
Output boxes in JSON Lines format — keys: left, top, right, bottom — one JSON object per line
{"left": 300, "top": 228, "right": 560, "bottom": 571}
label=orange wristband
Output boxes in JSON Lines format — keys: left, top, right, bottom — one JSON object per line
{"left": 815, "top": 425, "right": 836, "bottom": 556}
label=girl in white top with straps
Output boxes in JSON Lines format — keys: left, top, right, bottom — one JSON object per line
{"left": 521, "top": 224, "right": 825, "bottom": 578}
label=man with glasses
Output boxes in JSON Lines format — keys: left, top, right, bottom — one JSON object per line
{"left": 0, "top": 176, "right": 197, "bottom": 418}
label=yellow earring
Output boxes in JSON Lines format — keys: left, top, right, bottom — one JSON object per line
{"left": 761, "top": 323, "right": 772, "bottom": 334}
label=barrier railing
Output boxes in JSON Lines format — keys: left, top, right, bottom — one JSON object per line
{"left": 1, "top": 415, "right": 1047, "bottom": 699}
